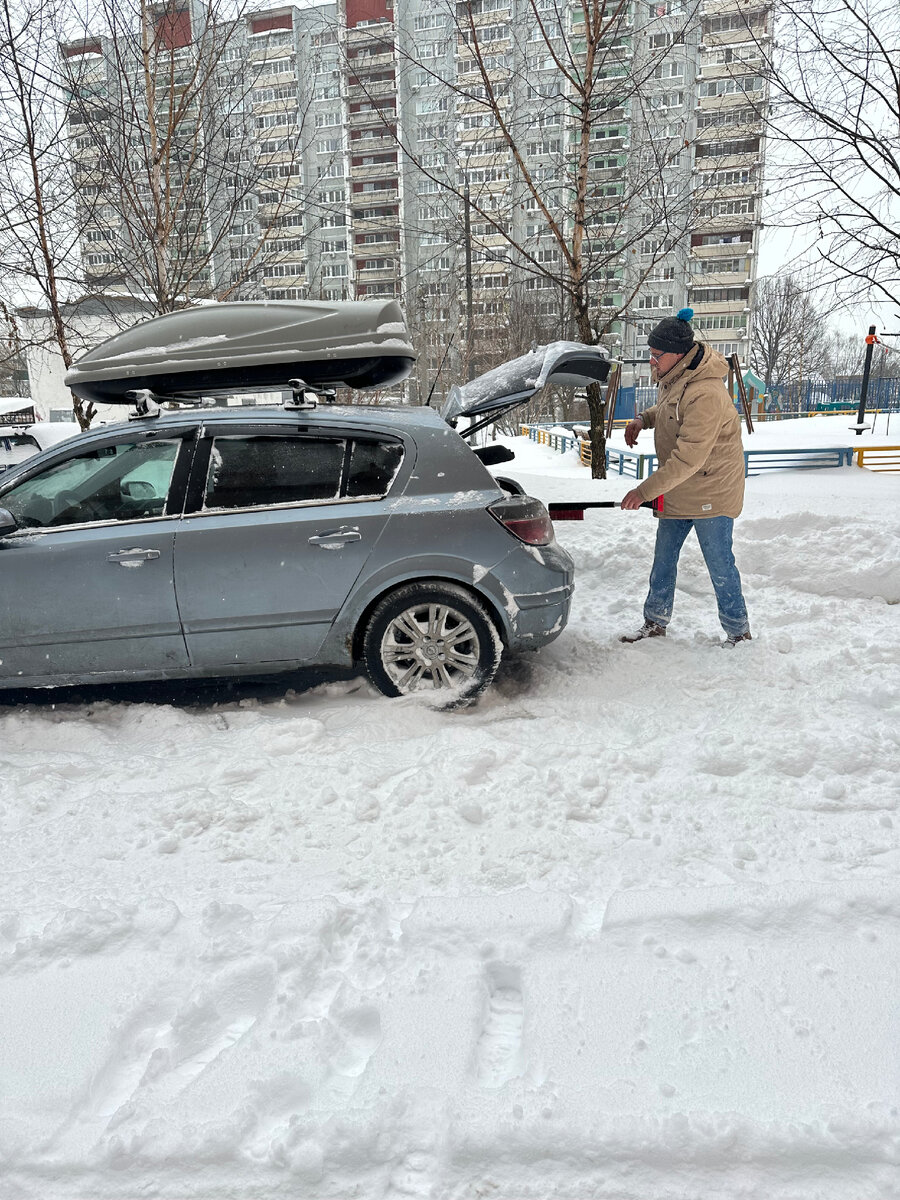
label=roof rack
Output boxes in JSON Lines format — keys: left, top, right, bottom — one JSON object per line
{"left": 126, "top": 389, "right": 219, "bottom": 419}
{"left": 284, "top": 379, "right": 316, "bottom": 411}
{"left": 126, "top": 389, "right": 162, "bottom": 420}
{"left": 283, "top": 379, "right": 337, "bottom": 411}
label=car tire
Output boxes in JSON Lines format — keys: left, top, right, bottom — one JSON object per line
{"left": 362, "top": 582, "right": 502, "bottom": 699}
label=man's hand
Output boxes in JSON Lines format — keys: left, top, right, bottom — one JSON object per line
{"left": 621, "top": 488, "right": 645, "bottom": 510}
{"left": 624, "top": 417, "right": 643, "bottom": 448}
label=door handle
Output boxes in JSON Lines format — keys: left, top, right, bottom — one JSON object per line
{"left": 308, "top": 528, "right": 362, "bottom": 548}
{"left": 107, "top": 548, "right": 161, "bottom": 565}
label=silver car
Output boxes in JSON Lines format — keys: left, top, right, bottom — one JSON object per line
{"left": 0, "top": 302, "right": 609, "bottom": 698}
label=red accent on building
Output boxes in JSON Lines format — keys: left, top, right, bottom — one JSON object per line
{"left": 63, "top": 40, "right": 102, "bottom": 57}
{"left": 250, "top": 13, "right": 294, "bottom": 34}
{"left": 345, "top": 0, "right": 393, "bottom": 28}
{"left": 154, "top": 9, "right": 192, "bottom": 51}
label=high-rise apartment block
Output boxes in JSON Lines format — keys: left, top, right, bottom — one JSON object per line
{"left": 61, "top": 0, "right": 769, "bottom": 396}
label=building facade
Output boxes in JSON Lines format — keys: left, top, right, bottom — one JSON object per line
{"left": 60, "top": 0, "right": 769, "bottom": 399}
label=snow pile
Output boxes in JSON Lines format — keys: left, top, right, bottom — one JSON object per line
{"left": 1, "top": 421, "right": 899, "bottom": 1199}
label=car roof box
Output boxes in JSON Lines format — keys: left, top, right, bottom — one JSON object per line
{"left": 64, "top": 299, "right": 416, "bottom": 404}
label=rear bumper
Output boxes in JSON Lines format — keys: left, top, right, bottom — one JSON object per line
{"left": 488, "top": 540, "right": 575, "bottom": 651}
{"left": 507, "top": 581, "right": 574, "bottom": 649}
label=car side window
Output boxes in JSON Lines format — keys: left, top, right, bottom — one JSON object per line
{"left": 204, "top": 436, "right": 346, "bottom": 511}
{"left": 0, "top": 439, "right": 181, "bottom": 529}
{"left": 346, "top": 439, "right": 404, "bottom": 498}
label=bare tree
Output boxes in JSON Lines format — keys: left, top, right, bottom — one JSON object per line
{"left": 0, "top": 304, "right": 30, "bottom": 396}
{"left": 750, "top": 272, "right": 828, "bottom": 393}
{"left": 753, "top": 0, "right": 899, "bottom": 309}
{"left": 0, "top": 0, "right": 345, "bottom": 426}
{"left": 0, "top": 0, "right": 99, "bottom": 425}
{"left": 61, "top": 0, "right": 326, "bottom": 315}
{"left": 349, "top": 0, "right": 703, "bottom": 474}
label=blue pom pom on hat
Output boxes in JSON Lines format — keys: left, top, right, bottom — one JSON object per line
{"left": 676, "top": 307, "right": 694, "bottom": 322}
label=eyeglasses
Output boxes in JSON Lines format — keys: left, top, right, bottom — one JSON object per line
{"left": 648, "top": 349, "right": 669, "bottom": 361}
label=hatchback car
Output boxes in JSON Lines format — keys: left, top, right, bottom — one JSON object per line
{"left": 0, "top": 301, "right": 609, "bottom": 698}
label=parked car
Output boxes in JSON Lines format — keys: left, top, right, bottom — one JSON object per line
{"left": 0, "top": 301, "right": 609, "bottom": 698}
{"left": 0, "top": 422, "right": 82, "bottom": 473}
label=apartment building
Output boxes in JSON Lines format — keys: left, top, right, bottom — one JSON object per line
{"left": 61, "top": 0, "right": 768, "bottom": 395}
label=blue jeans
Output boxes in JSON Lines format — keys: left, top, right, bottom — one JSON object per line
{"left": 643, "top": 517, "right": 750, "bottom": 637}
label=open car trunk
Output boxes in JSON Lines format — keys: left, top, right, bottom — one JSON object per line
{"left": 64, "top": 300, "right": 416, "bottom": 405}
{"left": 441, "top": 342, "right": 611, "bottom": 437}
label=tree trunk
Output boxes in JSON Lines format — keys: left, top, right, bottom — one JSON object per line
{"left": 585, "top": 381, "right": 607, "bottom": 480}
{"left": 572, "top": 300, "right": 607, "bottom": 480}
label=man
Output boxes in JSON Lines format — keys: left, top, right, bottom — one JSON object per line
{"left": 619, "top": 307, "right": 751, "bottom": 647}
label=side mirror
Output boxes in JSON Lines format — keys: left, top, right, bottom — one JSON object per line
{"left": 0, "top": 507, "right": 18, "bottom": 538}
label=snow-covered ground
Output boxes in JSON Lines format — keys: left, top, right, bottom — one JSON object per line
{"left": 2, "top": 416, "right": 899, "bottom": 1200}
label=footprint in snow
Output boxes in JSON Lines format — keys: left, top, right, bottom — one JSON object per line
{"left": 326, "top": 1004, "right": 382, "bottom": 1079}
{"left": 52, "top": 959, "right": 275, "bottom": 1151}
{"left": 313, "top": 1003, "right": 382, "bottom": 1107}
{"left": 475, "top": 962, "right": 525, "bottom": 1089}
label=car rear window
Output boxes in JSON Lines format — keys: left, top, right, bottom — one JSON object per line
{"left": 203, "top": 434, "right": 404, "bottom": 511}
{"left": 346, "top": 439, "right": 403, "bottom": 498}
{"left": 205, "top": 436, "right": 345, "bottom": 510}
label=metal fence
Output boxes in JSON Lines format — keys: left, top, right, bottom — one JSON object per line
{"left": 522, "top": 425, "right": 900, "bottom": 475}
{"left": 608, "top": 379, "right": 900, "bottom": 422}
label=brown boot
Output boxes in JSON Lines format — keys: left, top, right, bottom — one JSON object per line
{"left": 620, "top": 620, "right": 667, "bottom": 643}
{"left": 723, "top": 631, "right": 752, "bottom": 647}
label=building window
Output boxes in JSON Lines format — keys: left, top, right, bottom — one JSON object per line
{"left": 689, "top": 286, "right": 750, "bottom": 302}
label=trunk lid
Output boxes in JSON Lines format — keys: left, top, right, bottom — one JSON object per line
{"left": 440, "top": 341, "right": 611, "bottom": 433}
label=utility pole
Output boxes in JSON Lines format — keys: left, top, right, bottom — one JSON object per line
{"left": 853, "top": 325, "right": 877, "bottom": 435}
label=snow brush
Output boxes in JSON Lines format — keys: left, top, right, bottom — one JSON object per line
{"left": 548, "top": 496, "right": 663, "bottom": 520}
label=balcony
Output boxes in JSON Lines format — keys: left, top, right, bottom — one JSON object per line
{"left": 691, "top": 241, "right": 752, "bottom": 257}
{"left": 348, "top": 50, "right": 395, "bottom": 73}
{"left": 352, "top": 214, "right": 401, "bottom": 235}
{"left": 701, "top": 26, "right": 771, "bottom": 48}
{"left": 349, "top": 131, "right": 396, "bottom": 153}
{"left": 356, "top": 266, "right": 398, "bottom": 282}
{"left": 347, "top": 19, "right": 393, "bottom": 42}
{"left": 690, "top": 299, "right": 750, "bottom": 317}
{"left": 260, "top": 269, "right": 306, "bottom": 286}
{"left": 458, "top": 5, "right": 512, "bottom": 25}
{"left": 691, "top": 273, "right": 752, "bottom": 289}
{"left": 349, "top": 160, "right": 399, "bottom": 180}
{"left": 352, "top": 185, "right": 399, "bottom": 205}
{"left": 348, "top": 110, "right": 395, "bottom": 133}
{"left": 347, "top": 72, "right": 395, "bottom": 93}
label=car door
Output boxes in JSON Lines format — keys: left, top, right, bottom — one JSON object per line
{"left": 0, "top": 429, "right": 193, "bottom": 684}
{"left": 174, "top": 424, "right": 405, "bottom": 669}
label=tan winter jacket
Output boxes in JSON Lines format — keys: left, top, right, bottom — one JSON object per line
{"left": 635, "top": 343, "right": 745, "bottom": 519}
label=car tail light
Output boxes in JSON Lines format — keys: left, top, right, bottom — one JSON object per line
{"left": 488, "top": 495, "right": 555, "bottom": 546}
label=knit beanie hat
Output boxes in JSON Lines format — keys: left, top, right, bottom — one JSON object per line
{"left": 648, "top": 307, "right": 695, "bottom": 355}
